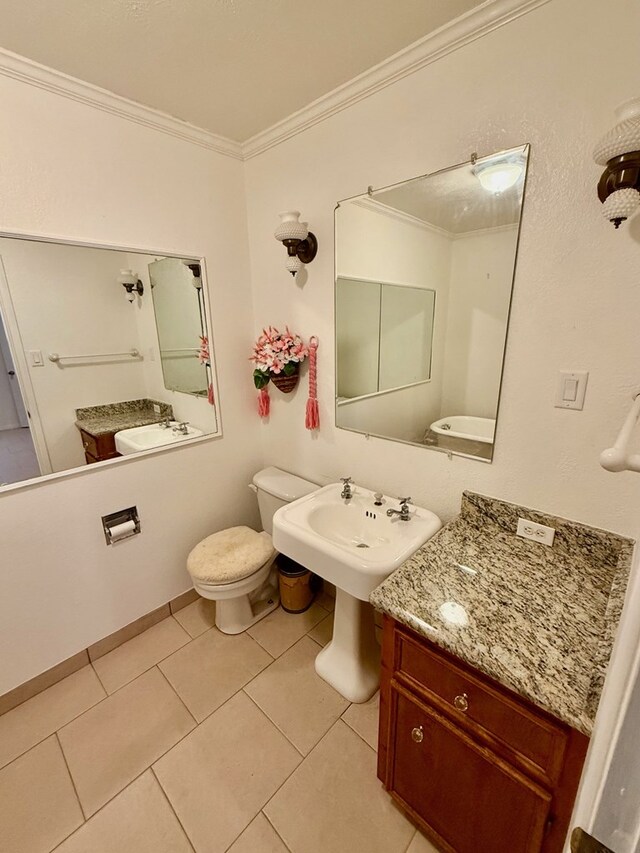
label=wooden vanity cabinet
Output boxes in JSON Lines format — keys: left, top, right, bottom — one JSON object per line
{"left": 78, "top": 428, "right": 120, "bottom": 464}
{"left": 378, "top": 615, "right": 589, "bottom": 853}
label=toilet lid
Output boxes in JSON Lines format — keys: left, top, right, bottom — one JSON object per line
{"left": 187, "top": 526, "right": 275, "bottom": 585}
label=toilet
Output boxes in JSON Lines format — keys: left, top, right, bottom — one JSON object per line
{"left": 187, "top": 467, "right": 318, "bottom": 634}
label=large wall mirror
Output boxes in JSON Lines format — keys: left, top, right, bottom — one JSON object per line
{"left": 0, "top": 235, "right": 220, "bottom": 490}
{"left": 335, "top": 144, "right": 529, "bottom": 461}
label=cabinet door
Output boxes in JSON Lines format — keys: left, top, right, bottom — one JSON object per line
{"left": 389, "top": 686, "right": 551, "bottom": 853}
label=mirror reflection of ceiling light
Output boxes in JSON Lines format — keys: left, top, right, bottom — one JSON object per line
{"left": 473, "top": 161, "right": 523, "bottom": 194}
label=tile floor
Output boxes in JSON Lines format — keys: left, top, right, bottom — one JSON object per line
{"left": 0, "top": 594, "right": 438, "bottom": 853}
{"left": 0, "top": 426, "right": 39, "bottom": 485}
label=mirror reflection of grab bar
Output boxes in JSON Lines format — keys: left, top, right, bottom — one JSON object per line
{"left": 600, "top": 391, "right": 640, "bottom": 473}
{"left": 48, "top": 348, "right": 142, "bottom": 364}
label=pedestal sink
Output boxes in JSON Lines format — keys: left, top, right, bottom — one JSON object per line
{"left": 273, "top": 483, "right": 441, "bottom": 702}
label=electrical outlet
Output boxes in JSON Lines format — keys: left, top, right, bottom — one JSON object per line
{"left": 153, "top": 403, "right": 161, "bottom": 414}
{"left": 517, "top": 517, "right": 555, "bottom": 546}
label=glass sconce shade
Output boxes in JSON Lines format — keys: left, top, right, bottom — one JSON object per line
{"left": 285, "top": 255, "right": 303, "bottom": 275}
{"left": 602, "top": 187, "right": 640, "bottom": 227}
{"left": 274, "top": 211, "right": 309, "bottom": 242}
{"left": 117, "top": 269, "right": 138, "bottom": 286}
{"left": 594, "top": 97, "right": 640, "bottom": 165}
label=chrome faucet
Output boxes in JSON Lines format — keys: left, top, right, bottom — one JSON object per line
{"left": 172, "top": 421, "right": 190, "bottom": 435}
{"left": 387, "top": 497, "right": 412, "bottom": 521}
{"left": 340, "top": 477, "right": 353, "bottom": 500}
{"left": 158, "top": 417, "right": 172, "bottom": 429}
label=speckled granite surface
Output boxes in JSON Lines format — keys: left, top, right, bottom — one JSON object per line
{"left": 75, "top": 399, "right": 173, "bottom": 436}
{"left": 370, "top": 491, "right": 634, "bottom": 735}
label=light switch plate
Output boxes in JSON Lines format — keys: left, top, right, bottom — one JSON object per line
{"left": 29, "top": 350, "right": 44, "bottom": 367}
{"left": 555, "top": 370, "right": 588, "bottom": 410}
{"left": 517, "top": 517, "right": 555, "bottom": 546}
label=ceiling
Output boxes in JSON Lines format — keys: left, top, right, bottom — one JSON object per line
{"left": 0, "top": 0, "right": 484, "bottom": 142}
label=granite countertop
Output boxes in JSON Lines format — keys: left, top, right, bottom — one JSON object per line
{"left": 75, "top": 399, "right": 173, "bottom": 437}
{"left": 370, "top": 491, "right": 634, "bottom": 735}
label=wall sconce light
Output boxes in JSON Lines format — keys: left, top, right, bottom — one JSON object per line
{"left": 274, "top": 211, "right": 318, "bottom": 276}
{"left": 183, "top": 262, "right": 203, "bottom": 290}
{"left": 594, "top": 97, "right": 640, "bottom": 228}
{"left": 472, "top": 154, "right": 523, "bottom": 194}
{"left": 117, "top": 269, "right": 144, "bottom": 302}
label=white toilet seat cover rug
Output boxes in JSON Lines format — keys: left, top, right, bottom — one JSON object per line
{"left": 187, "top": 526, "right": 275, "bottom": 584}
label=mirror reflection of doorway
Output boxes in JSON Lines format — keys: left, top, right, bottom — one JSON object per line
{"left": 0, "top": 313, "right": 39, "bottom": 485}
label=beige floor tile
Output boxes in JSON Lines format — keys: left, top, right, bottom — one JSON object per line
{"left": 316, "top": 590, "right": 335, "bottom": 612}
{"left": 154, "top": 691, "right": 300, "bottom": 853}
{"left": 245, "top": 637, "right": 348, "bottom": 755}
{"left": 247, "top": 603, "right": 327, "bottom": 657}
{"left": 0, "top": 665, "right": 106, "bottom": 770}
{"left": 406, "top": 830, "right": 440, "bottom": 853}
{"left": 0, "top": 735, "right": 83, "bottom": 853}
{"left": 58, "top": 667, "right": 194, "bottom": 816}
{"left": 92, "top": 617, "right": 191, "bottom": 693}
{"left": 228, "top": 813, "right": 289, "bottom": 853}
{"left": 173, "top": 597, "right": 217, "bottom": 638}
{"left": 342, "top": 690, "right": 380, "bottom": 750}
{"left": 307, "top": 612, "right": 334, "bottom": 647}
{"left": 264, "top": 720, "right": 414, "bottom": 853}
{"left": 159, "top": 628, "right": 272, "bottom": 722}
{"left": 55, "top": 771, "right": 194, "bottom": 853}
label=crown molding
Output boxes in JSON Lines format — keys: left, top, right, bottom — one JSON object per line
{"left": 242, "top": 0, "right": 550, "bottom": 159}
{"left": 0, "top": 47, "right": 244, "bottom": 161}
{"left": 352, "top": 197, "right": 452, "bottom": 239}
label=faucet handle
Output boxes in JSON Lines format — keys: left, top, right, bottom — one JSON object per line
{"left": 398, "top": 496, "right": 412, "bottom": 506}
{"left": 340, "top": 477, "right": 352, "bottom": 485}
{"left": 373, "top": 492, "right": 384, "bottom": 505}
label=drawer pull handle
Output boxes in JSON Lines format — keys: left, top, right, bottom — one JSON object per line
{"left": 83, "top": 441, "right": 90, "bottom": 449}
{"left": 453, "top": 693, "right": 469, "bottom": 712}
{"left": 411, "top": 726, "right": 424, "bottom": 743}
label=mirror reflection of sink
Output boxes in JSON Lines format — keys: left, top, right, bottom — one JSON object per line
{"left": 115, "top": 422, "right": 204, "bottom": 455}
{"left": 273, "top": 483, "right": 441, "bottom": 702}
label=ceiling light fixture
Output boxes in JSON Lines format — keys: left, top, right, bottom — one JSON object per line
{"left": 117, "top": 269, "right": 144, "bottom": 303}
{"left": 274, "top": 211, "right": 318, "bottom": 277}
{"left": 473, "top": 158, "right": 523, "bottom": 194}
{"left": 594, "top": 97, "right": 640, "bottom": 228}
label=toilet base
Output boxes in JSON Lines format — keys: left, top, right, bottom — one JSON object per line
{"left": 314, "top": 587, "right": 380, "bottom": 703}
{"left": 215, "top": 589, "right": 279, "bottom": 634}
{"left": 194, "top": 558, "right": 279, "bottom": 635}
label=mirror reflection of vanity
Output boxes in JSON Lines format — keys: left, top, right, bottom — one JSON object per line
{"left": 0, "top": 236, "right": 220, "bottom": 489}
{"left": 335, "top": 144, "right": 529, "bottom": 461}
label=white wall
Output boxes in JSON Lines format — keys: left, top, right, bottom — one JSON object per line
{"left": 0, "top": 74, "right": 261, "bottom": 695}
{"left": 440, "top": 226, "right": 518, "bottom": 419}
{"left": 245, "top": 0, "right": 640, "bottom": 538}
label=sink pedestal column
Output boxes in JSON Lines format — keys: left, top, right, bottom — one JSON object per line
{"left": 314, "top": 587, "right": 380, "bottom": 703}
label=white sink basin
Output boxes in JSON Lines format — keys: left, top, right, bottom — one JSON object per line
{"left": 273, "top": 483, "right": 441, "bottom": 601}
{"left": 115, "top": 422, "right": 204, "bottom": 455}
{"left": 273, "top": 482, "right": 441, "bottom": 702}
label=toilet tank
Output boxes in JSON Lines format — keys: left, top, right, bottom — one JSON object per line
{"left": 252, "top": 467, "right": 318, "bottom": 535}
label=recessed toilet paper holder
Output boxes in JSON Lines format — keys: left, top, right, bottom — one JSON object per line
{"left": 102, "top": 506, "right": 141, "bottom": 545}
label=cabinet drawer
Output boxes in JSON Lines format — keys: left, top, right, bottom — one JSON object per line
{"left": 79, "top": 429, "right": 118, "bottom": 462}
{"left": 396, "top": 629, "right": 567, "bottom": 783}
{"left": 390, "top": 684, "right": 551, "bottom": 853}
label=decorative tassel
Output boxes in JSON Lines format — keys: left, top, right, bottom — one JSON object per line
{"left": 258, "top": 386, "right": 270, "bottom": 418}
{"left": 305, "top": 336, "right": 319, "bottom": 430}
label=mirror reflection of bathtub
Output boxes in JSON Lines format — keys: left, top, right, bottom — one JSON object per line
{"left": 426, "top": 416, "right": 496, "bottom": 460}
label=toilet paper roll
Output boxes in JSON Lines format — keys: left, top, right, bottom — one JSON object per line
{"left": 108, "top": 520, "right": 136, "bottom": 543}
